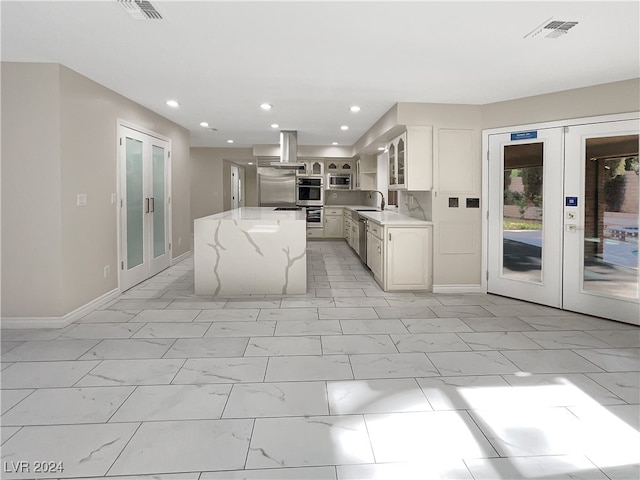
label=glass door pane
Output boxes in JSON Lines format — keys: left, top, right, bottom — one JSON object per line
{"left": 388, "top": 143, "right": 396, "bottom": 185}
{"left": 152, "top": 145, "right": 166, "bottom": 259}
{"left": 582, "top": 134, "right": 638, "bottom": 299}
{"left": 126, "top": 137, "right": 144, "bottom": 269}
{"left": 397, "top": 137, "right": 405, "bottom": 185}
{"left": 502, "top": 143, "right": 544, "bottom": 282}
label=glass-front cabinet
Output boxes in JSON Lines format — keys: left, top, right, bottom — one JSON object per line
{"left": 397, "top": 135, "right": 406, "bottom": 186}
{"left": 388, "top": 127, "right": 432, "bottom": 191}
{"left": 388, "top": 142, "right": 396, "bottom": 186}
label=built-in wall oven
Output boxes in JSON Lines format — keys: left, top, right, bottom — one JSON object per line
{"left": 296, "top": 176, "right": 323, "bottom": 206}
{"left": 304, "top": 206, "right": 324, "bottom": 229}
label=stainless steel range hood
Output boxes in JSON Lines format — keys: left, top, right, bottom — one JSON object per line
{"left": 270, "top": 130, "right": 305, "bottom": 169}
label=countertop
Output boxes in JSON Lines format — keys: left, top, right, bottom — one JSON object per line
{"left": 195, "top": 207, "right": 306, "bottom": 222}
{"left": 327, "top": 205, "right": 433, "bottom": 226}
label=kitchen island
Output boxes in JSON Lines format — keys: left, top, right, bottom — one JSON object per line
{"left": 194, "top": 207, "right": 307, "bottom": 295}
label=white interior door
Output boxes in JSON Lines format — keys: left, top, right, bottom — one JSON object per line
{"left": 231, "top": 164, "right": 240, "bottom": 209}
{"left": 487, "top": 127, "right": 564, "bottom": 307}
{"left": 563, "top": 120, "right": 639, "bottom": 324}
{"left": 119, "top": 125, "right": 171, "bottom": 291}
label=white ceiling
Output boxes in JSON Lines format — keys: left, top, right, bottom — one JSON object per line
{"left": 2, "top": 1, "right": 638, "bottom": 149}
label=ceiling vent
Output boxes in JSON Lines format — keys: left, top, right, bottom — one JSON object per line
{"left": 119, "top": 0, "right": 163, "bottom": 20}
{"left": 525, "top": 18, "right": 578, "bottom": 39}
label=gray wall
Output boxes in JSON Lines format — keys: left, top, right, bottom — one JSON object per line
{"left": 481, "top": 78, "right": 640, "bottom": 129}
{"left": 1, "top": 62, "right": 191, "bottom": 319}
{"left": 189, "top": 148, "right": 254, "bottom": 230}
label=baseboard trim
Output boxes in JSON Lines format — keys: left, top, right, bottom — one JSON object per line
{"left": 172, "top": 249, "right": 192, "bottom": 265}
{"left": 432, "top": 284, "right": 485, "bottom": 294}
{"left": 1, "top": 288, "right": 121, "bottom": 329}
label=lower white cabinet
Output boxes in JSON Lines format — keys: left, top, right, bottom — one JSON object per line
{"left": 367, "top": 229, "right": 383, "bottom": 284}
{"left": 366, "top": 219, "right": 432, "bottom": 291}
{"left": 307, "top": 228, "right": 324, "bottom": 238}
{"left": 324, "top": 208, "right": 343, "bottom": 238}
{"left": 386, "top": 227, "right": 431, "bottom": 290}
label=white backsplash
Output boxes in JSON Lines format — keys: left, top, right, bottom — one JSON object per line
{"left": 324, "top": 190, "right": 377, "bottom": 207}
{"left": 398, "top": 191, "right": 432, "bottom": 220}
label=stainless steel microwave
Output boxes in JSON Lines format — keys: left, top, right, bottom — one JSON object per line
{"left": 326, "top": 173, "right": 352, "bottom": 190}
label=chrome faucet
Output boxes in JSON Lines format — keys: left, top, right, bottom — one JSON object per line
{"left": 369, "top": 190, "right": 386, "bottom": 211}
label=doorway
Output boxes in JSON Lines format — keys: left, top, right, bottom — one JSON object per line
{"left": 231, "top": 164, "right": 245, "bottom": 209}
{"left": 486, "top": 116, "right": 639, "bottom": 324}
{"left": 118, "top": 124, "right": 171, "bottom": 291}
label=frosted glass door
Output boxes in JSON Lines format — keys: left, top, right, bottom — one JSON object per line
{"left": 126, "top": 137, "right": 144, "bottom": 269}
{"left": 152, "top": 144, "right": 166, "bottom": 259}
{"left": 120, "top": 126, "right": 170, "bottom": 291}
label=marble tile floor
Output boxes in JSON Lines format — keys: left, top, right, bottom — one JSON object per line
{"left": 1, "top": 240, "right": 639, "bottom": 480}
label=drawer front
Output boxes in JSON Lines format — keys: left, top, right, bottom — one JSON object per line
{"left": 307, "top": 228, "right": 324, "bottom": 238}
{"left": 324, "top": 208, "right": 343, "bottom": 216}
{"left": 368, "top": 222, "right": 382, "bottom": 239}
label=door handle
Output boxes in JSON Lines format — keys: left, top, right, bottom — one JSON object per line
{"left": 150, "top": 197, "right": 155, "bottom": 213}
{"left": 145, "top": 198, "right": 150, "bottom": 213}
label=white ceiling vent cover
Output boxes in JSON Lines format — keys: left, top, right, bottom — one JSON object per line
{"left": 525, "top": 18, "right": 579, "bottom": 39}
{"left": 119, "top": 0, "right": 163, "bottom": 20}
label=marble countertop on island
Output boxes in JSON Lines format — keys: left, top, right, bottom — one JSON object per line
{"left": 196, "top": 207, "right": 306, "bottom": 222}
{"left": 194, "top": 207, "right": 307, "bottom": 296}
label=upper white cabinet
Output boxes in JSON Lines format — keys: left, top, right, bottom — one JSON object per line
{"left": 356, "top": 155, "right": 376, "bottom": 191}
{"left": 388, "top": 126, "right": 433, "bottom": 191}
{"left": 326, "top": 160, "right": 353, "bottom": 173}
{"left": 301, "top": 160, "right": 324, "bottom": 176}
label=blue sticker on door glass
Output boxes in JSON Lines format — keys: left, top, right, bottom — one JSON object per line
{"left": 510, "top": 131, "right": 538, "bottom": 141}
{"left": 566, "top": 196, "right": 578, "bottom": 207}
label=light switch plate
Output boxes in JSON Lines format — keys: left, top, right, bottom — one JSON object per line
{"left": 77, "top": 194, "right": 88, "bottom": 206}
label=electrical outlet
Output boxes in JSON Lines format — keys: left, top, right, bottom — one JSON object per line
{"left": 178, "top": 237, "right": 182, "bottom": 246}
{"left": 111, "top": 193, "right": 117, "bottom": 205}
{"left": 104, "top": 265, "right": 111, "bottom": 278}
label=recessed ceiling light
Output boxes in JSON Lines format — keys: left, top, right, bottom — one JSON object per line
{"left": 226, "top": 139, "right": 234, "bottom": 144}
{"left": 165, "top": 99, "right": 180, "bottom": 108}
{"left": 350, "top": 106, "right": 361, "bottom": 113}
{"left": 260, "top": 103, "right": 272, "bottom": 110}
{"left": 332, "top": 142, "right": 339, "bottom": 145}
{"left": 377, "top": 147, "right": 386, "bottom": 151}
{"left": 200, "top": 122, "right": 209, "bottom": 127}
{"left": 248, "top": 162, "right": 254, "bottom": 165}
{"left": 271, "top": 123, "right": 279, "bottom": 129}
{"left": 340, "top": 125, "right": 349, "bottom": 131}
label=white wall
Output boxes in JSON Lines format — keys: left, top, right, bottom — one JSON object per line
{"left": 1, "top": 62, "right": 191, "bottom": 320}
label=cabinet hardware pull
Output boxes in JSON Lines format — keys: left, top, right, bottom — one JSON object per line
{"left": 389, "top": 233, "right": 391, "bottom": 241}
{"left": 145, "top": 198, "right": 150, "bottom": 213}
{"left": 150, "top": 197, "right": 155, "bottom": 213}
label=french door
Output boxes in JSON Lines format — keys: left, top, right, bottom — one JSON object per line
{"left": 487, "top": 118, "right": 639, "bottom": 325}
{"left": 119, "top": 125, "right": 171, "bottom": 291}
{"left": 487, "top": 127, "right": 564, "bottom": 308}
{"left": 563, "top": 120, "right": 639, "bottom": 324}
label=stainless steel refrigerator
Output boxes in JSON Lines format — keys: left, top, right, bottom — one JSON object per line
{"left": 258, "top": 167, "right": 297, "bottom": 207}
